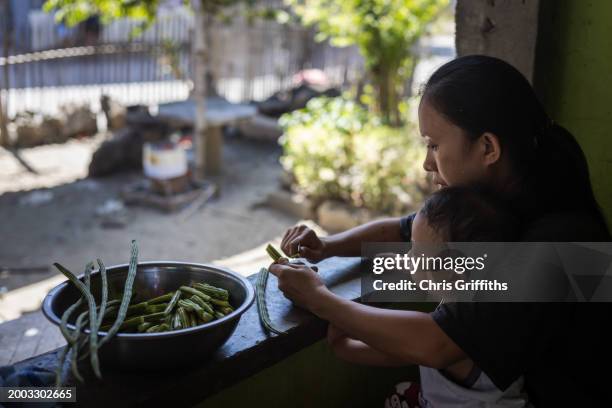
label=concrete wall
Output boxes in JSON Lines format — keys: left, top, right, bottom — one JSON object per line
{"left": 456, "top": 0, "right": 540, "bottom": 82}
{"left": 534, "top": 0, "right": 612, "bottom": 228}
{"left": 196, "top": 340, "right": 418, "bottom": 408}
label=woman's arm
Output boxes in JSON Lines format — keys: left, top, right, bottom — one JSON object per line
{"left": 315, "top": 290, "right": 464, "bottom": 369}
{"left": 281, "top": 218, "right": 405, "bottom": 260}
{"left": 327, "top": 324, "right": 406, "bottom": 366}
{"left": 323, "top": 218, "right": 405, "bottom": 257}
{"left": 269, "top": 262, "right": 466, "bottom": 369}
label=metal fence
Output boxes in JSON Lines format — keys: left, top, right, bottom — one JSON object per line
{"left": 0, "top": 5, "right": 363, "bottom": 118}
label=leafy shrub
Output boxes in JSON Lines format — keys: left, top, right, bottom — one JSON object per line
{"left": 279, "top": 97, "right": 432, "bottom": 215}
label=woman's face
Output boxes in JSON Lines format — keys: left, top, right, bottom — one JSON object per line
{"left": 418, "top": 98, "right": 497, "bottom": 189}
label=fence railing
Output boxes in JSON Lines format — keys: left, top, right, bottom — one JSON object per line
{"left": 1, "top": 5, "right": 364, "bottom": 118}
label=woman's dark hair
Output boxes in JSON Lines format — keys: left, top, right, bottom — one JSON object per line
{"left": 420, "top": 186, "right": 520, "bottom": 242}
{"left": 422, "top": 55, "right": 608, "bottom": 230}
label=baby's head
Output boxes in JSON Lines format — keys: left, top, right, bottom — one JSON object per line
{"left": 412, "top": 186, "right": 519, "bottom": 243}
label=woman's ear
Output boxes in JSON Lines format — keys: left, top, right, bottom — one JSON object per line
{"left": 479, "top": 132, "right": 502, "bottom": 166}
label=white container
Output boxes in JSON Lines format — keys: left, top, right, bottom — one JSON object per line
{"left": 143, "top": 141, "right": 188, "bottom": 180}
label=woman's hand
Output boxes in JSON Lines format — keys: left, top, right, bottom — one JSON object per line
{"left": 268, "top": 259, "right": 330, "bottom": 310}
{"left": 280, "top": 225, "right": 326, "bottom": 262}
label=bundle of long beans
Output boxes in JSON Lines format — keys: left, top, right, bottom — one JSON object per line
{"left": 54, "top": 240, "right": 139, "bottom": 385}
{"left": 54, "top": 241, "right": 234, "bottom": 385}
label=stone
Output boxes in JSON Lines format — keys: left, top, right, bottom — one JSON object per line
{"left": 40, "top": 117, "right": 67, "bottom": 144}
{"left": 61, "top": 104, "right": 98, "bottom": 138}
{"left": 100, "top": 94, "right": 126, "bottom": 131}
{"left": 88, "top": 128, "right": 143, "bottom": 177}
{"left": 264, "top": 189, "right": 315, "bottom": 220}
{"left": 15, "top": 124, "right": 43, "bottom": 148}
{"left": 237, "top": 114, "right": 283, "bottom": 142}
{"left": 15, "top": 114, "right": 66, "bottom": 147}
{"left": 316, "top": 200, "right": 374, "bottom": 233}
{"left": 14, "top": 111, "right": 43, "bottom": 148}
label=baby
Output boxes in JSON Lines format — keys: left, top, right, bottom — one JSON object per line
{"left": 409, "top": 186, "right": 528, "bottom": 407}
{"left": 330, "top": 186, "right": 530, "bottom": 408}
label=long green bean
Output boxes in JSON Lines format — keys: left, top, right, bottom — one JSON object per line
{"left": 256, "top": 267, "right": 285, "bottom": 335}
{"left": 54, "top": 346, "right": 70, "bottom": 387}
{"left": 55, "top": 262, "right": 93, "bottom": 386}
{"left": 95, "top": 259, "right": 108, "bottom": 330}
{"left": 53, "top": 262, "right": 101, "bottom": 379}
{"left": 98, "top": 240, "right": 138, "bottom": 348}
{"left": 68, "top": 308, "right": 90, "bottom": 383}
{"left": 69, "top": 286, "right": 122, "bottom": 373}
{"left": 75, "top": 303, "right": 119, "bottom": 363}
{"left": 59, "top": 263, "right": 93, "bottom": 342}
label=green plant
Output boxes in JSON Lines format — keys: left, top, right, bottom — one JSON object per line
{"left": 280, "top": 97, "right": 431, "bottom": 215}
{"left": 285, "top": 0, "right": 449, "bottom": 127}
{"left": 43, "top": 0, "right": 246, "bottom": 26}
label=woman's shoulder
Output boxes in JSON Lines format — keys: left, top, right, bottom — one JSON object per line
{"left": 521, "top": 210, "right": 610, "bottom": 242}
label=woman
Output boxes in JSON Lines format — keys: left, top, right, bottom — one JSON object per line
{"left": 269, "top": 55, "right": 611, "bottom": 407}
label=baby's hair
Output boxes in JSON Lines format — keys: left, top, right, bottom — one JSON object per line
{"left": 420, "top": 186, "right": 520, "bottom": 242}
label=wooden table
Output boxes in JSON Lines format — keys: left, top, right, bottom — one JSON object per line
{"left": 157, "top": 98, "right": 257, "bottom": 176}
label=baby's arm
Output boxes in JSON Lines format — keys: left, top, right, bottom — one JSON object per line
{"left": 327, "top": 324, "right": 406, "bottom": 367}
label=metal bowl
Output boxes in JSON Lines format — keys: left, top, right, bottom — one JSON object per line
{"left": 42, "top": 262, "right": 255, "bottom": 370}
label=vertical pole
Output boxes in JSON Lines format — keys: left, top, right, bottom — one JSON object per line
{"left": 0, "top": 0, "right": 13, "bottom": 147}
{"left": 0, "top": 87, "right": 8, "bottom": 148}
{"left": 192, "top": 0, "right": 208, "bottom": 178}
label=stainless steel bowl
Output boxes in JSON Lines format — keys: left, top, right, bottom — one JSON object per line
{"left": 42, "top": 262, "right": 255, "bottom": 370}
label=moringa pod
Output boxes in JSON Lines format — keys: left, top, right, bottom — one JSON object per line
{"left": 192, "top": 283, "right": 229, "bottom": 301}
{"left": 147, "top": 292, "right": 175, "bottom": 305}
{"left": 189, "top": 295, "right": 215, "bottom": 315}
{"left": 164, "top": 290, "right": 181, "bottom": 315}
{"left": 179, "top": 286, "right": 212, "bottom": 302}
{"left": 137, "top": 322, "right": 154, "bottom": 333}
{"left": 208, "top": 298, "right": 231, "bottom": 308}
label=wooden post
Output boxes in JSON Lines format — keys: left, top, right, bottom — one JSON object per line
{"left": 0, "top": 0, "right": 12, "bottom": 147}
{"left": 0, "top": 89, "right": 9, "bottom": 148}
{"left": 193, "top": 0, "right": 208, "bottom": 178}
{"left": 205, "top": 125, "right": 222, "bottom": 175}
